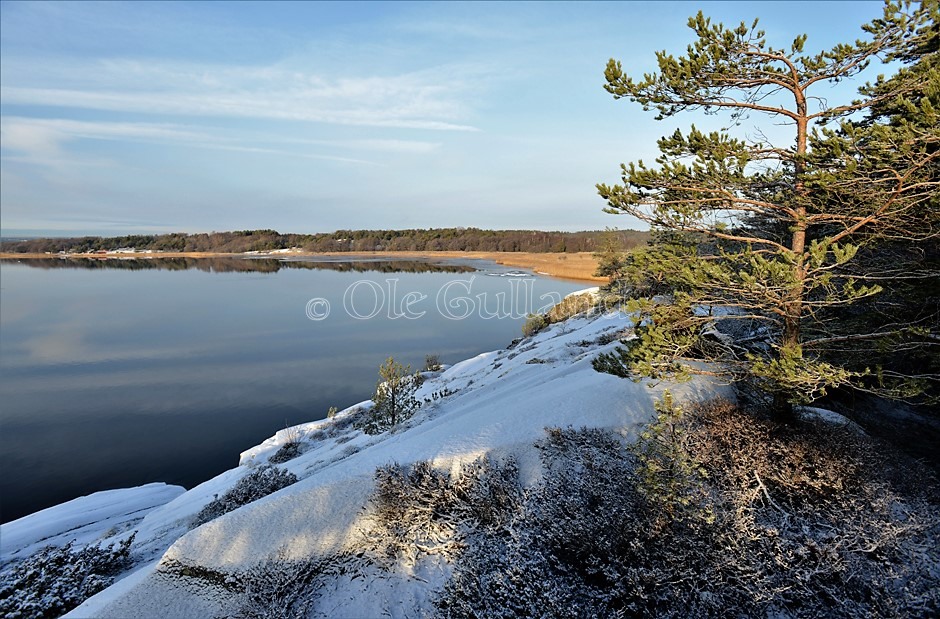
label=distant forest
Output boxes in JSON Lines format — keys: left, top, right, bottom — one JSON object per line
{"left": 0, "top": 228, "right": 649, "bottom": 255}
{"left": 0, "top": 257, "right": 477, "bottom": 274}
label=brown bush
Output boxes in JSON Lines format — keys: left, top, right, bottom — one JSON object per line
{"left": 547, "top": 292, "right": 596, "bottom": 323}
{"left": 438, "top": 403, "right": 940, "bottom": 618}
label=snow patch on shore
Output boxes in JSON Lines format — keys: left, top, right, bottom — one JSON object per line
{"left": 1, "top": 483, "right": 184, "bottom": 564}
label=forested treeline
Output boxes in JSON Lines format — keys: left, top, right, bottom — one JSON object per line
{"left": 0, "top": 228, "right": 648, "bottom": 255}
{"left": 0, "top": 257, "right": 476, "bottom": 274}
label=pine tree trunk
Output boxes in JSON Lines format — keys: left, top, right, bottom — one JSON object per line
{"left": 771, "top": 392, "right": 797, "bottom": 425}
{"left": 771, "top": 88, "right": 810, "bottom": 426}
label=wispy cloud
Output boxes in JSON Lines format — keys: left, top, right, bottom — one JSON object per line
{"left": 268, "top": 137, "right": 442, "bottom": 154}
{"left": 1, "top": 117, "right": 203, "bottom": 153}
{"left": 1, "top": 59, "right": 482, "bottom": 131}
{"left": 1, "top": 120, "right": 67, "bottom": 157}
{"left": 189, "top": 143, "right": 376, "bottom": 165}
{"left": 0, "top": 117, "right": 445, "bottom": 167}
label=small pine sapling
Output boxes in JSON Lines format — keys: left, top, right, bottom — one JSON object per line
{"left": 631, "top": 391, "right": 712, "bottom": 528}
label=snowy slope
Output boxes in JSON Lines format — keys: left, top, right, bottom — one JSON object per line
{"left": 0, "top": 483, "right": 184, "bottom": 564}
{"left": 62, "top": 306, "right": 730, "bottom": 618}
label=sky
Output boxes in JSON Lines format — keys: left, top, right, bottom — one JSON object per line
{"left": 0, "top": 1, "right": 889, "bottom": 237}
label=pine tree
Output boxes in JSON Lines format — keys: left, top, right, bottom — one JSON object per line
{"left": 593, "top": 228, "right": 628, "bottom": 283}
{"left": 632, "top": 391, "right": 712, "bottom": 529}
{"left": 805, "top": 2, "right": 940, "bottom": 399}
{"left": 362, "top": 357, "right": 421, "bottom": 434}
{"left": 595, "top": 1, "right": 939, "bottom": 421}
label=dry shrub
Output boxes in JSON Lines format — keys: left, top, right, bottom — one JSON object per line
{"left": 521, "top": 313, "right": 547, "bottom": 337}
{"left": 268, "top": 441, "right": 304, "bottom": 464}
{"left": 547, "top": 292, "right": 596, "bottom": 323}
{"left": 437, "top": 406, "right": 940, "bottom": 618}
{"left": 0, "top": 536, "right": 135, "bottom": 619}
{"left": 231, "top": 555, "right": 338, "bottom": 619}
{"left": 368, "top": 457, "right": 521, "bottom": 566}
{"left": 193, "top": 465, "right": 298, "bottom": 527}
{"left": 685, "top": 400, "right": 940, "bottom": 617}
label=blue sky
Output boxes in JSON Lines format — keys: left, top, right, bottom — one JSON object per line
{"left": 1, "top": 1, "right": 887, "bottom": 236}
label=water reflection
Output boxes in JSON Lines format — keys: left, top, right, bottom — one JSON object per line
{"left": 0, "top": 257, "right": 476, "bottom": 274}
{"left": 0, "top": 260, "right": 583, "bottom": 522}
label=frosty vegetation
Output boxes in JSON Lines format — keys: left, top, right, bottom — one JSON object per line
{"left": 202, "top": 456, "right": 523, "bottom": 619}
{"left": 268, "top": 423, "right": 307, "bottom": 464}
{"left": 368, "top": 456, "right": 522, "bottom": 567}
{"left": 433, "top": 402, "right": 940, "bottom": 618}
{"left": 209, "top": 397, "right": 938, "bottom": 618}
{"left": 193, "top": 465, "right": 298, "bottom": 527}
{"left": 267, "top": 441, "right": 304, "bottom": 464}
{"left": 358, "top": 357, "right": 422, "bottom": 434}
{"left": 159, "top": 552, "right": 345, "bottom": 619}
{"left": 0, "top": 535, "right": 134, "bottom": 619}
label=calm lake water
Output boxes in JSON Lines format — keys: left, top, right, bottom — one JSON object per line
{"left": 0, "top": 257, "right": 586, "bottom": 522}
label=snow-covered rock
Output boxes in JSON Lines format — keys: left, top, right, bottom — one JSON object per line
{"left": 798, "top": 406, "right": 866, "bottom": 434}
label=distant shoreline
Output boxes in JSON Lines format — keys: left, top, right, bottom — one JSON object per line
{"left": 0, "top": 250, "right": 605, "bottom": 282}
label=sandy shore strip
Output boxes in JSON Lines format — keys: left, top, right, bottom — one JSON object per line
{"left": 0, "top": 251, "right": 606, "bottom": 282}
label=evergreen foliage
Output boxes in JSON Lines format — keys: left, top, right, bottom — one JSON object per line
{"left": 360, "top": 357, "right": 421, "bottom": 434}
{"left": 592, "top": 228, "right": 630, "bottom": 284}
{"left": 631, "top": 391, "right": 713, "bottom": 528}
{"left": 806, "top": 1, "right": 940, "bottom": 401}
{"left": 595, "top": 1, "right": 939, "bottom": 419}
